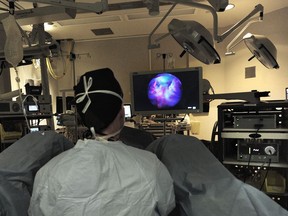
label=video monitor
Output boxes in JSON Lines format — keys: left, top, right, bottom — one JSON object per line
{"left": 28, "top": 104, "right": 39, "bottom": 112}
{"left": 123, "top": 103, "right": 132, "bottom": 119}
{"left": 56, "top": 96, "right": 75, "bottom": 114}
{"left": 130, "top": 67, "right": 203, "bottom": 115}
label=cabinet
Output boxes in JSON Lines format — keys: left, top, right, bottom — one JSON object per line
{"left": 217, "top": 100, "right": 288, "bottom": 209}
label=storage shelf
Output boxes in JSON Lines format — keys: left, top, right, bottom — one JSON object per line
{"left": 221, "top": 132, "right": 288, "bottom": 139}
{"left": 223, "top": 128, "right": 288, "bottom": 132}
{"left": 223, "top": 158, "right": 288, "bottom": 168}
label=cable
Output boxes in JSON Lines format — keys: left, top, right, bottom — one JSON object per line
{"left": 13, "top": 67, "right": 34, "bottom": 133}
{"left": 244, "top": 125, "right": 262, "bottom": 183}
{"left": 21, "top": 94, "right": 39, "bottom": 132}
{"left": 46, "top": 57, "right": 65, "bottom": 80}
{"left": 243, "top": 147, "right": 253, "bottom": 183}
{"left": 260, "top": 158, "right": 271, "bottom": 191}
{"left": 251, "top": 160, "right": 266, "bottom": 183}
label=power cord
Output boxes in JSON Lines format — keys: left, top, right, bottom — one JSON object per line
{"left": 260, "top": 158, "right": 272, "bottom": 191}
{"left": 244, "top": 124, "right": 263, "bottom": 182}
{"left": 21, "top": 94, "right": 39, "bottom": 132}
{"left": 243, "top": 147, "right": 253, "bottom": 183}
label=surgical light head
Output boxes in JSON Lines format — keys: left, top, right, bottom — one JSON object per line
{"left": 168, "top": 19, "right": 221, "bottom": 65}
{"left": 243, "top": 33, "right": 279, "bottom": 69}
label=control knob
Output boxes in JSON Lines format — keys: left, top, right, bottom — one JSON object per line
{"left": 264, "top": 146, "right": 276, "bottom": 155}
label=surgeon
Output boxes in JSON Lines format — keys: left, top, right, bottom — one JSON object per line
{"left": 28, "top": 68, "right": 175, "bottom": 216}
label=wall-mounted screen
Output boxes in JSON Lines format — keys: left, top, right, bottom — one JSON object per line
{"left": 130, "top": 67, "right": 203, "bottom": 115}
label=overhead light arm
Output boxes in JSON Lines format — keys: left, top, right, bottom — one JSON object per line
{"left": 155, "top": 1, "right": 263, "bottom": 43}
{"left": 225, "top": 18, "right": 262, "bottom": 55}
{"left": 177, "top": 1, "right": 264, "bottom": 42}
{"left": 148, "top": 1, "right": 217, "bottom": 49}
{"left": 148, "top": 1, "right": 222, "bottom": 65}
{"left": 148, "top": 2, "right": 177, "bottom": 49}
{"left": 160, "top": 0, "right": 228, "bottom": 12}
{"left": 20, "top": 0, "right": 108, "bottom": 14}
{"left": 217, "top": 4, "right": 263, "bottom": 42}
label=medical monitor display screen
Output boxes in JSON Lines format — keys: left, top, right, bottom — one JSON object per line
{"left": 131, "top": 67, "right": 203, "bottom": 115}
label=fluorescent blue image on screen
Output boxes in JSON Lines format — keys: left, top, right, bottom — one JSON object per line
{"left": 131, "top": 67, "right": 203, "bottom": 115}
{"left": 148, "top": 73, "right": 182, "bottom": 108}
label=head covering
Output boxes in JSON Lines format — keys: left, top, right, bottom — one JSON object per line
{"left": 74, "top": 68, "right": 123, "bottom": 134}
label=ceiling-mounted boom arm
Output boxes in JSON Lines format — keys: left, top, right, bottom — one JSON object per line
{"left": 20, "top": 0, "right": 108, "bottom": 14}
{"left": 174, "top": 1, "right": 264, "bottom": 43}
{"left": 216, "top": 4, "right": 263, "bottom": 42}
{"left": 159, "top": 0, "right": 228, "bottom": 12}
{"left": 152, "top": 1, "right": 264, "bottom": 44}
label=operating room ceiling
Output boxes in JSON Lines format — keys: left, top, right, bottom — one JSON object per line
{"left": 0, "top": 0, "right": 287, "bottom": 42}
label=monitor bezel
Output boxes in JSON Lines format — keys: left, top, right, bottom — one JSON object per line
{"left": 130, "top": 67, "right": 203, "bottom": 115}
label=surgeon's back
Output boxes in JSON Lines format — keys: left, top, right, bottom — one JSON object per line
{"left": 28, "top": 139, "right": 175, "bottom": 216}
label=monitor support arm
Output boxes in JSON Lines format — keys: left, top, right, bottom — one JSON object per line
{"left": 203, "top": 90, "right": 270, "bottom": 104}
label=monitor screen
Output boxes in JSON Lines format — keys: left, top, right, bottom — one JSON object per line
{"left": 130, "top": 67, "right": 203, "bottom": 115}
{"left": 28, "top": 104, "right": 39, "bottom": 112}
{"left": 30, "top": 127, "right": 39, "bottom": 132}
{"left": 56, "top": 96, "right": 75, "bottom": 114}
{"left": 124, "top": 104, "right": 132, "bottom": 118}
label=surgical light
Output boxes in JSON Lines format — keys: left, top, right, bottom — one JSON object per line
{"left": 148, "top": 2, "right": 222, "bottom": 65}
{"left": 148, "top": 1, "right": 277, "bottom": 67}
{"left": 168, "top": 19, "right": 220, "bottom": 64}
{"left": 243, "top": 33, "right": 279, "bottom": 69}
{"left": 224, "top": 16, "right": 279, "bottom": 70}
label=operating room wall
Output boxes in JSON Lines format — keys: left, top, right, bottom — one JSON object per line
{"left": 8, "top": 7, "right": 288, "bottom": 141}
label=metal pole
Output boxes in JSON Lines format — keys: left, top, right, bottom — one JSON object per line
{"left": 38, "top": 23, "right": 54, "bottom": 130}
